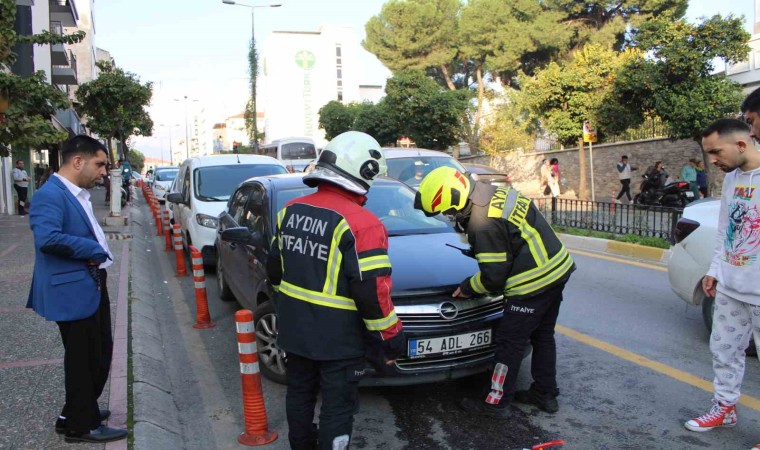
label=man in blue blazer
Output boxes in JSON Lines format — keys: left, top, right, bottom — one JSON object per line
{"left": 27, "top": 135, "right": 127, "bottom": 443}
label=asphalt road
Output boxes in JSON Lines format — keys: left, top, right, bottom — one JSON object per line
{"left": 134, "top": 211, "right": 760, "bottom": 449}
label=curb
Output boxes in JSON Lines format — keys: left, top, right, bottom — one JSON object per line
{"left": 558, "top": 233, "right": 670, "bottom": 264}
{"left": 128, "top": 204, "right": 184, "bottom": 449}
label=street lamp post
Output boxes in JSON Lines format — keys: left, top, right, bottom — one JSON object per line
{"left": 221, "top": 0, "right": 281, "bottom": 152}
{"left": 159, "top": 123, "right": 180, "bottom": 165}
{"left": 173, "top": 97, "right": 198, "bottom": 160}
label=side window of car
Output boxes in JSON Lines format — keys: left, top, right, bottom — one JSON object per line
{"left": 228, "top": 187, "right": 252, "bottom": 224}
{"left": 240, "top": 184, "right": 268, "bottom": 236}
{"left": 182, "top": 169, "right": 191, "bottom": 202}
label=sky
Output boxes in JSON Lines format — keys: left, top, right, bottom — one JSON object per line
{"left": 93, "top": 0, "right": 755, "bottom": 161}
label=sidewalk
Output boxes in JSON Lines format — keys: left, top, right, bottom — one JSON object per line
{"left": 0, "top": 185, "right": 130, "bottom": 449}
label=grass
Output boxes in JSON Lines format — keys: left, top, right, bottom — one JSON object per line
{"left": 553, "top": 225, "right": 670, "bottom": 249}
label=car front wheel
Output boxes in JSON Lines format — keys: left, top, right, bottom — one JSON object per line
{"left": 702, "top": 295, "right": 757, "bottom": 356}
{"left": 216, "top": 250, "right": 234, "bottom": 301}
{"left": 254, "top": 301, "right": 287, "bottom": 384}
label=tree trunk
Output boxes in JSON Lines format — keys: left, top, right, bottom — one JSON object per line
{"left": 120, "top": 131, "right": 128, "bottom": 160}
{"left": 578, "top": 138, "right": 589, "bottom": 200}
{"left": 699, "top": 141, "right": 719, "bottom": 197}
{"left": 107, "top": 137, "right": 116, "bottom": 163}
{"left": 440, "top": 65, "right": 456, "bottom": 91}
{"left": 471, "top": 64, "right": 485, "bottom": 150}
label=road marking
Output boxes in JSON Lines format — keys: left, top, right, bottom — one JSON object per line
{"left": 0, "top": 242, "right": 20, "bottom": 259}
{"left": 569, "top": 248, "right": 667, "bottom": 272}
{"left": 556, "top": 325, "right": 760, "bottom": 412}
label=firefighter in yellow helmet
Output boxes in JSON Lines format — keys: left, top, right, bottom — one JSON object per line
{"left": 414, "top": 167, "right": 575, "bottom": 419}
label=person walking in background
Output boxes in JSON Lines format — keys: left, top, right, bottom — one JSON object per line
{"left": 540, "top": 159, "right": 551, "bottom": 197}
{"left": 616, "top": 155, "right": 637, "bottom": 203}
{"left": 548, "top": 158, "right": 561, "bottom": 197}
{"left": 26, "top": 135, "right": 126, "bottom": 443}
{"left": 645, "top": 161, "right": 668, "bottom": 188}
{"left": 695, "top": 160, "right": 708, "bottom": 198}
{"left": 684, "top": 119, "right": 760, "bottom": 437}
{"left": 12, "top": 159, "right": 30, "bottom": 216}
{"left": 681, "top": 158, "right": 701, "bottom": 200}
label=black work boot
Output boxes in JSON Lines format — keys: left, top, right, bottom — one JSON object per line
{"left": 514, "top": 388, "right": 559, "bottom": 413}
{"left": 459, "top": 397, "right": 511, "bottom": 420}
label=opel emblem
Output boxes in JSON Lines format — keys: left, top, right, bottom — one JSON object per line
{"left": 439, "top": 302, "right": 459, "bottom": 320}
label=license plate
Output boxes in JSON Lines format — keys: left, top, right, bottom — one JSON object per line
{"left": 685, "top": 191, "right": 694, "bottom": 198}
{"left": 408, "top": 329, "right": 491, "bottom": 358}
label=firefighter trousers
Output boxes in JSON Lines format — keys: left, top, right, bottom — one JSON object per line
{"left": 485, "top": 282, "right": 566, "bottom": 406}
{"left": 286, "top": 353, "right": 365, "bottom": 450}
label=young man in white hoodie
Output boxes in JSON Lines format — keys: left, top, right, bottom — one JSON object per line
{"left": 684, "top": 118, "right": 760, "bottom": 438}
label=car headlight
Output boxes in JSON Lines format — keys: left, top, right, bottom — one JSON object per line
{"left": 196, "top": 214, "right": 218, "bottom": 229}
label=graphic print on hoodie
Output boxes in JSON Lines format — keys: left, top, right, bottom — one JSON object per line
{"left": 725, "top": 183, "right": 760, "bottom": 266}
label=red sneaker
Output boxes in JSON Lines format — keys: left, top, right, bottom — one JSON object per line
{"left": 749, "top": 444, "right": 760, "bottom": 450}
{"left": 684, "top": 401, "right": 737, "bottom": 432}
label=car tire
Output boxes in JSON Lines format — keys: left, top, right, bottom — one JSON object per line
{"left": 701, "top": 295, "right": 757, "bottom": 356}
{"left": 216, "top": 251, "right": 234, "bottom": 302}
{"left": 254, "top": 301, "right": 287, "bottom": 384}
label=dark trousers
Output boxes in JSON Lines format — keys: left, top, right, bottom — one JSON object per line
{"left": 56, "top": 269, "right": 113, "bottom": 433}
{"left": 616, "top": 179, "right": 631, "bottom": 201}
{"left": 286, "top": 353, "right": 364, "bottom": 450}
{"left": 487, "top": 282, "right": 565, "bottom": 405}
{"left": 14, "top": 185, "right": 27, "bottom": 215}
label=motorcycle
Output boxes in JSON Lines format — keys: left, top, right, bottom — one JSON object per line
{"left": 633, "top": 173, "right": 693, "bottom": 207}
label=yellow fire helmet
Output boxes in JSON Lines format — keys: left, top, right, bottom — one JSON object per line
{"left": 414, "top": 166, "right": 471, "bottom": 216}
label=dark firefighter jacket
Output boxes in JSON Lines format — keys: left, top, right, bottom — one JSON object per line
{"left": 459, "top": 182, "right": 575, "bottom": 300}
{"left": 266, "top": 183, "right": 404, "bottom": 361}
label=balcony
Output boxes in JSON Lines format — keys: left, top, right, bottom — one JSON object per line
{"left": 49, "top": 22, "right": 68, "bottom": 66}
{"left": 54, "top": 108, "right": 83, "bottom": 135}
{"left": 52, "top": 49, "right": 78, "bottom": 86}
{"left": 49, "top": 0, "right": 79, "bottom": 28}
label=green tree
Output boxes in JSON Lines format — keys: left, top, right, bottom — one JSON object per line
{"left": 127, "top": 148, "right": 145, "bottom": 173}
{"left": 318, "top": 101, "right": 357, "bottom": 140}
{"left": 479, "top": 99, "right": 533, "bottom": 155}
{"left": 76, "top": 61, "right": 154, "bottom": 161}
{"left": 0, "top": 0, "right": 86, "bottom": 156}
{"left": 245, "top": 38, "right": 259, "bottom": 148}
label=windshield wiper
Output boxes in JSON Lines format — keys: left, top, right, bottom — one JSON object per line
{"left": 198, "top": 195, "right": 223, "bottom": 201}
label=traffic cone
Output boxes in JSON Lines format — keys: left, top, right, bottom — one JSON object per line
{"left": 163, "top": 211, "right": 172, "bottom": 251}
{"left": 190, "top": 246, "right": 215, "bottom": 329}
{"left": 172, "top": 224, "right": 187, "bottom": 277}
{"left": 235, "top": 310, "right": 277, "bottom": 446}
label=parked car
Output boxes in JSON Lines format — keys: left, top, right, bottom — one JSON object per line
{"left": 462, "top": 162, "right": 511, "bottom": 187}
{"left": 151, "top": 166, "right": 179, "bottom": 203}
{"left": 216, "top": 173, "right": 506, "bottom": 386}
{"left": 667, "top": 198, "right": 756, "bottom": 354}
{"left": 166, "top": 155, "right": 288, "bottom": 265}
{"left": 383, "top": 147, "right": 467, "bottom": 189}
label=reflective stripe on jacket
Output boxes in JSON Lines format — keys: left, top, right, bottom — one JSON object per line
{"left": 460, "top": 183, "right": 575, "bottom": 300}
{"left": 266, "top": 184, "right": 402, "bottom": 360}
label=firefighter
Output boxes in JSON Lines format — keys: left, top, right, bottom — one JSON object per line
{"left": 414, "top": 167, "right": 575, "bottom": 419}
{"left": 267, "top": 131, "right": 405, "bottom": 449}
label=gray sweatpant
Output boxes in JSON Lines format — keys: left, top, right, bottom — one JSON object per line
{"left": 711, "top": 291, "right": 760, "bottom": 406}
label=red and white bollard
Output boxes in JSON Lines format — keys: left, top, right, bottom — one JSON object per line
{"left": 235, "top": 309, "right": 277, "bottom": 446}
{"left": 189, "top": 246, "right": 215, "bottom": 329}
{"left": 155, "top": 201, "right": 163, "bottom": 236}
{"left": 172, "top": 224, "right": 187, "bottom": 277}
{"left": 163, "top": 211, "right": 172, "bottom": 251}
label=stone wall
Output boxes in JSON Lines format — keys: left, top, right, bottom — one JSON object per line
{"left": 462, "top": 138, "right": 716, "bottom": 200}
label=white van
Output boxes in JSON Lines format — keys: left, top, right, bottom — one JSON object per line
{"left": 259, "top": 137, "right": 317, "bottom": 173}
{"left": 166, "top": 154, "right": 288, "bottom": 265}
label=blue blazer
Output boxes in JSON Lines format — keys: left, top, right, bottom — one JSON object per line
{"left": 26, "top": 175, "right": 110, "bottom": 321}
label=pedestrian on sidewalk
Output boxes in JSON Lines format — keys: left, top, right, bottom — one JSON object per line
{"left": 12, "top": 159, "right": 30, "bottom": 216}
{"left": 695, "top": 160, "right": 708, "bottom": 198}
{"left": 26, "top": 135, "right": 127, "bottom": 444}
{"left": 684, "top": 118, "right": 760, "bottom": 436}
{"left": 415, "top": 167, "right": 575, "bottom": 419}
{"left": 680, "top": 158, "right": 701, "bottom": 201}
{"left": 548, "top": 158, "right": 561, "bottom": 198}
{"left": 267, "top": 132, "right": 405, "bottom": 450}
{"left": 615, "top": 155, "right": 637, "bottom": 203}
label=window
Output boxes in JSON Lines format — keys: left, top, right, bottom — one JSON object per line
{"left": 336, "top": 44, "right": 343, "bottom": 103}
{"left": 228, "top": 186, "right": 252, "bottom": 224}
{"left": 335, "top": 46, "right": 341, "bottom": 57}
{"left": 280, "top": 143, "right": 317, "bottom": 160}
{"left": 182, "top": 169, "right": 191, "bottom": 202}
{"left": 240, "top": 185, "right": 268, "bottom": 235}
{"left": 154, "top": 169, "right": 178, "bottom": 182}
{"left": 193, "top": 164, "right": 287, "bottom": 201}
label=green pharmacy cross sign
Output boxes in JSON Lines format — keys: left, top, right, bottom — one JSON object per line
{"left": 295, "top": 50, "right": 316, "bottom": 70}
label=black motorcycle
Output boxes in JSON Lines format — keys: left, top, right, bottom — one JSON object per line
{"left": 633, "top": 174, "right": 692, "bottom": 207}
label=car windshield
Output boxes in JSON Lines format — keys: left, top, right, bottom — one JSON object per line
{"left": 386, "top": 156, "right": 466, "bottom": 188}
{"left": 274, "top": 183, "right": 453, "bottom": 236}
{"left": 281, "top": 142, "right": 317, "bottom": 160}
{"left": 154, "top": 169, "right": 178, "bottom": 182}
{"left": 195, "top": 164, "right": 287, "bottom": 201}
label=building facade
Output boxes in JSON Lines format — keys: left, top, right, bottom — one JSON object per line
{"left": 261, "top": 25, "right": 365, "bottom": 148}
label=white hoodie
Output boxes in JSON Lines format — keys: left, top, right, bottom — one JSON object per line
{"left": 707, "top": 165, "right": 760, "bottom": 305}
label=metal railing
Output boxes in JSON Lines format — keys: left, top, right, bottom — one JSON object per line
{"left": 533, "top": 197, "right": 683, "bottom": 242}
{"left": 50, "top": 21, "right": 63, "bottom": 36}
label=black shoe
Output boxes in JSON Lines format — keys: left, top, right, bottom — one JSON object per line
{"left": 514, "top": 388, "right": 559, "bottom": 413}
{"left": 64, "top": 425, "right": 127, "bottom": 443}
{"left": 55, "top": 409, "right": 111, "bottom": 434}
{"left": 459, "top": 397, "right": 510, "bottom": 420}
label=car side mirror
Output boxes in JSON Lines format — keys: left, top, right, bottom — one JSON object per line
{"left": 221, "top": 227, "right": 265, "bottom": 248}
{"left": 166, "top": 192, "right": 185, "bottom": 204}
